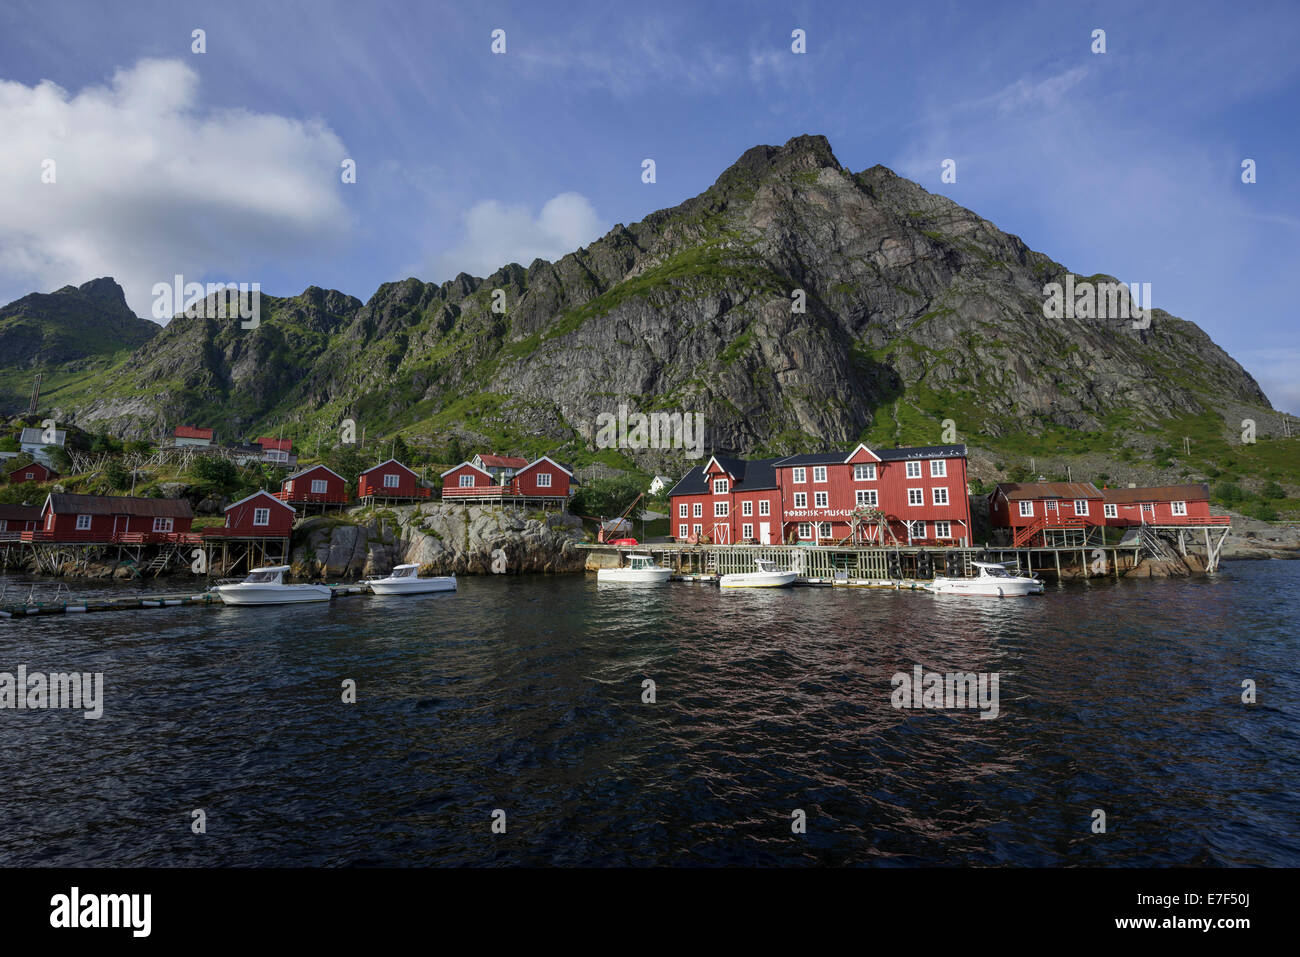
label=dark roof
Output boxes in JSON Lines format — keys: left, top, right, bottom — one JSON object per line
{"left": 46, "top": 494, "right": 194, "bottom": 518}
{"left": 670, "top": 456, "right": 785, "bottom": 495}
{"left": 874, "top": 444, "right": 967, "bottom": 461}
{"left": 773, "top": 452, "right": 845, "bottom": 466}
{"left": 996, "top": 482, "right": 1102, "bottom": 501}
{"left": 1102, "top": 484, "right": 1210, "bottom": 504}
{"left": 0, "top": 504, "right": 41, "bottom": 522}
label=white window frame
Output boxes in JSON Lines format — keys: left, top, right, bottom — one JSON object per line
{"left": 679, "top": 503, "right": 688, "bottom": 518}
{"left": 792, "top": 467, "right": 806, "bottom": 483}
{"left": 679, "top": 523, "right": 688, "bottom": 538}
{"left": 692, "top": 524, "right": 702, "bottom": 536}
{"left": 907, "top": 488, "right": 923, "bottom": 507}
{"left": 536, "top": 472, "right": 552, "bottom": 488}
{"left": 311, "top": 478, "right": 329, "bottom": 494}
{"left": 797, "top": 522, "right": 812, "bottom": 539}
{"left": 254, "top": 508, "right": 270, "bottom": 527}
{"left": 934, "top": 521, "right": 951, "bottom": 538}
{"left": 814, "top": 491, "right": 828, "bottom": 508}
{"left": 1171, "top": 501, "right": 1187, "bottom": 516}
{"left": 1018, "top": 501, "right": 1034, "bottom": 517}
{"left": 932, "top": 487, "right": 949, "bottom": 506}
{"left": 459, "top": 474, "right": 474, "bottom": 487}
{"left": 854, "top": 464, "right": 876, "bottom": 481}
{"left": 759, "top": 500, "right": 770, "bottom": 516}
{"left": 383, "top": 472, "right": 401, "bottom": 488}
{"left": 818, "top": 522, "right": 832, "bottom": 539}
{"left": 714, "top": 502, "right": 728, "bottom": 517}
{"left": 152, "top": 517, "right": 174, "bottom": 533}
{"left": 1074, "top": 499, "right": 1089, "bottom": 516}
{"left": 794, "top": 492, "right": 807, "bottom": 508}
{"left": 930, "top": 459, "right": 946, "bottom": 477}
{"left": 909, "top": 520, "right": 926, "bottom": 539}
{"left": 76, "top": 514, "right": 92, "bottom": 530}
{"left": 1104, "top": 503, "right": 1118, "bottom": 519}
{"left": 742, "top": 523, "right": 753, "bottom": 540}
{"left": 742, "top": 501, "right": 753, "bottom": 516}
{"left": 813, "top": 466, "right": 827, "bottom": 483}
{"left": 906, "top": 461, "right": 922, "bottom": 479}
{"left": 693, "top": 503, "right": 703, "bottom": 518}
{"left": 713, "top": 478, "right": 728, "bottom": 494}
{"left": 856, "top": 489, "right": 878, "bottom": 507}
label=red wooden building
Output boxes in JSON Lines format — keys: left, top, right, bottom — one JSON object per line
{"left": 7, "top": 461, "right": 55, "bottom": 484}
{"left": 668, "top": 443, "right": 974, "bottom": 546}
{"left": 277, "top": 465, "right": 349, "bottom": 507}
{"left": 439, "top": 461, "right": 497, "bottom": 497}
{"left": 513, "top": 456, "right": 574, "bottom": 499}
{"left": 358, "top": 459, "right": 430, "bottom": 502}
{"left": 203, "top": 490, "right": 296, "bottom": 538}
{"left": 0, "top": 504, "right": 41, "bottom": 540}
{"left": 30, "top": 494, "right": 195, "bottom": 543}
{"left": 1100, "top": 484, "right": 1222, "bottom": 526}
{"left": 989, "top": 482, "right": 1105, "bottom": 546}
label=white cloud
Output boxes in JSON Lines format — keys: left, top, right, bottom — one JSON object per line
{"left": 433, "top": 192, "right": 605, "bottom": 279}
{"left": 0, "top": 58, "right": 352, "bottom": 317}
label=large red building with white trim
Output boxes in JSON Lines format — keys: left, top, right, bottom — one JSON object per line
{"left": 668, "top": 443, "right": 973, "bottom": 546}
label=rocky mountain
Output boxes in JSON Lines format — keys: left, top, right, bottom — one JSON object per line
{"left": 0, "top": 278, "right": 158, "bottom": 369}
{"left": 0, "top": 135, "right": 1274, "bottom": 468}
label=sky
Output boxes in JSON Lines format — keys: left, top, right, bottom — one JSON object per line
{"left": 1, "top": 0, "right": 1297, "bottom": 412}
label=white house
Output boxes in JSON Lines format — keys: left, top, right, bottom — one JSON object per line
{"left": 19, "top": 427, "right": 66, "bottom": 467}
{"left": 648, "top": 475, "right": 672, "bottom": 496}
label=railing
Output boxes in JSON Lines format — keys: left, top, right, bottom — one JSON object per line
{"left": 1013, "top": 515, "right": 1089, "bottom": 548}
{"left": 18, "top": 529, "right": 202, "bottom": 544}
{"left": 274, "top": 490, "right": 350, "bottom": 504}
{"left": 200, "top": 526, "right": 286, "bottom": 538}
{"left": 1141, "top": 515, "right": 1231, "bottom": 526}
{"left": 441, "top": 486, "right": 568, "bottom": 499}
{"left": 357, "top": 482, "right": 431, "bottom": 499}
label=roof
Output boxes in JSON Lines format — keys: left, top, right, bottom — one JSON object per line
{"left": 225, "top": 490, "right": 296, "bottom": 513}
{"left": 515, "top": 455, "right": 574, "bottom": 477}
{"left": 255, "top": 437, "right": 293, "bottom": 452}
{"left": 44, "top": 493, "right": 194, "bottom": 518}
{"left": 0, "top": 504, "right": 41, "bottom": 522}
{"left": 285, "top": 464, "right": 346, "bottom": 482}
{"left": 440, "top": 460, "right": 493, "bottom": 479}
{"left": 360, "top": 458, "right": 417, "bottom": 477}
{"left": 174, "top": 426, "right": 214, "bottom": 440}
{"left": 19, "top": 427, "right": 66, "bottom": 446}
{"left": 1102, "top": 484, "right": 1210, "bottom": 505}
{"left": 7, "top": 460, "right": 52, "bottom": 475}
{"left": 475, "top": 453, "right": 528, "bottom": 469}
{"left": 996, "top": 482, "right": 1103, "bottom": 501}
{"left": 873, "top": 444, "right": 967, "bottom": 461}
{"left": 670, "top": 456, "right": 786, "bottom": 496}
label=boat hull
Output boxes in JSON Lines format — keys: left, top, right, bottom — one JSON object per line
{"left": 596, "top": 568, "right": 672, "bottom": 583}
{"left": 719, "top": 571, "right": 797, "bottom": 588}
{"left": 926, "top": 577, "right": 1043, "bottom": 597}
{"left": 216, "top": 583, "right": 334, "bottom": 605}
{"left": 368, "top": 576, "right": 457, "bottom": 595}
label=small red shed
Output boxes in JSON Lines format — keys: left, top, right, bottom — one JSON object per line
{"left": 8, "top": 461, "right": 55, "bottom": 484}
{"left": 439, "top": 461, "right": 496, "bottom": 498}
{"left": 513, "top": 456, "right": 574, "bottom": 498}
{"left": 1100, "top": 484, "right": 1218, "bottom": 526}
{"left": 358, "top": 459, "right": 429, "bottom": 501}
{"left": 205, "top": 490, "right": 296, "bottom": 538}
{"left": 278, "top": 465, "right": 349, "bottom": 506}
{"left": 0, "top": 504, "right": 41, "bottom": 539}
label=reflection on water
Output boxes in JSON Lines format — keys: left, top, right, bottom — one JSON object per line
{"left": 0, "top": 562, "right": 1297, "bottom": 866}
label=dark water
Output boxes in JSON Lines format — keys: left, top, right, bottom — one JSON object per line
{"left": 1, "top": 561, "right": 1297, "bottom": 867}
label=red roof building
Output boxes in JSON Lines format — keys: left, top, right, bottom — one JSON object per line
{"left": 173, "top": 425, "right": 215, "bottom": 445}
{"left": 471, "top": 453, "right": 529, "bottom": 483}
{"left": 1099, "top": 484, "right": 1223, "bottom": 526}
{"left": 989, "top": 482, "right": 1105, "bottom": 547}
{"left": 7, "top": 461, "right": 55, "bottom": 484}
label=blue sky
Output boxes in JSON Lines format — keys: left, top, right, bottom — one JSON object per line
{"left": 1, "top": 0, "right": 1297, "bottom": 411}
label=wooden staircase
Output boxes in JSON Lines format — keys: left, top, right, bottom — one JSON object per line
{"left": 1013, "top": 515, "right": 1088, "bottom": 548}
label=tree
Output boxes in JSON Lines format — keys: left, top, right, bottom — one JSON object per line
{"left": 192, "top": 456, "right": 239, "bottom": 490}
{"left": 104, "top": 459, "right": 131, "bottom": 491}
{"left": 1260, "top": 481, "right": 1285, "bottom": 501}
{"left": 572, "top": 475, "right": 645, "bottom": 519}
{"left": 47, "top": 446, "right": 72, "bottom": 474}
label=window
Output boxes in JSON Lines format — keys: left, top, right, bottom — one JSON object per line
{"left": 76, "top": 515, "right": 92, "bottom": 530}
{"left": 908, "top": 488, "right": 923, "bottom": 506}
{"left": 794, "top": 492, "right": 807, "bottom": 508}
{"left": 537, "top": 473, "right": 552, "bottom": 488}
{"left": 906, "top": 461, "right": 922, "bottom": 478}
{"left": 1104, "top": 504, "right": 1118, "bottom": 518}
{"left": 1171, "top": 501, "right": 1187, "bottom": 516}
{"left": 714, "top": 502, "right": 728, "bottom": 517}
{"left": 459, "top": 474, "right": 474, "bottom": 487}
{"left": 383, "top": 473, "right": 400, "bottom": 488}
{"left": 909, "top": 521, "right": 926, "bottom": 539}
{"left": 814, "top": 491, "right": 828, "bottom": 508}
{"left": 679, "top": 503, "right": 688, "bottom": 517}
{"left": 930, "top": 459, "right": 947, "bottom": 477}
{"left": 693, "top": 503, "right": 703, "bottom": 518}
{"left": 0, "top": 521, "right": 5, "bottom": 532}
{"left": 932, "top": 487, "right": 949, "bottom": 506}
{"left": 797, "top": 522, "right": 812, "bottom": 539}
{"left": 792, "top": 467, "right": 806, "bottom": 483}
{"left": 713, "top": 478, "right": 728, "bottom": 494}
{"left": 679, "top": 524, "right": 688, "bottom": 538}
{"left": 934, "top": 521, "right": 951, "bottom": 538}
{"left": 692, "top": 524, "right": 702, "bottom": 536}
{"left": 1018, "top": 501, "right": 1034, "bottom": 517}
{"left": 311, "top": 479, "right": 328, "bottom": 494}
{"left": 856, "top": 489, "right": 878, "bottom": 507}
{"left": 742, "top": 524, "right": 753, "bottom": 539}
{"left": 742, "top": 501, "right": 753, "bottom": 516}
{"left": 152, "top": 517, "right": 174, "bottom": 533}
{"left": 25, "top": 472, "right": 34, "bottom": 480}
{"left": 813, "top": 466, "right": 827, "bottom": 482}
{"left": 759, "top": 500, "right": 770, "bottom": 516}
{"left": 854, "top": 464, "right": 876, "bottom": 481}
{"left": 254, "top": 508, "right": 270, "bottom": 526}
{"left": 818, "top": 522, "right": 832, "bottom": 538}
{"left": 1074, "top": 499, "right": 1089, "bottom": 516}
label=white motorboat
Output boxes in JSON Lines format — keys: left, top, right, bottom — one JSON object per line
{"left": 719, "top": 558, "right": 798, "bottom": 589}
{"left": 596, "top": 554, "right": 672, "bottom": 583}
{"left": 368, "top": 563, "right": 457, "bottom": 594}
{"left": 926, "top": 560, "right": 1044, "bottom": 597}
{"left": 216, "top": 565, "right": 333, "bottom": 605}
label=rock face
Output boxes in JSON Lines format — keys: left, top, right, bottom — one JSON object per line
{"left": 0, "top": 278, "right": 158, "bottom": 376}
{"left": 291, "top": 504, "right": 586, "bottom": 578}
{"left": 6, "top": 136, "right": 1272, "bottom": 469}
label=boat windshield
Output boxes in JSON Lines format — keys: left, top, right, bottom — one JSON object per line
{"left": 982, "top": 565, "right": 1011, "bottom": 578}
{"left": 628, "top": 556, "right": 651, "bottom": 568}
{"left": 392, "top": 566, "right": 416, "bottom": 578}
{"left": 244, "top": 570, "right": 281, "bottom": 583}
{"left": 755, "top": 559, "right": 773, "bottom": 571}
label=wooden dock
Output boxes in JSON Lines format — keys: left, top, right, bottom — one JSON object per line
{"left": 0, "top": 582, "right": 373, "bottom": 619}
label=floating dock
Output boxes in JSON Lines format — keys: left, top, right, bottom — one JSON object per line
{"left": 0, "top": 582, "right": 373, "bottom": 618}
